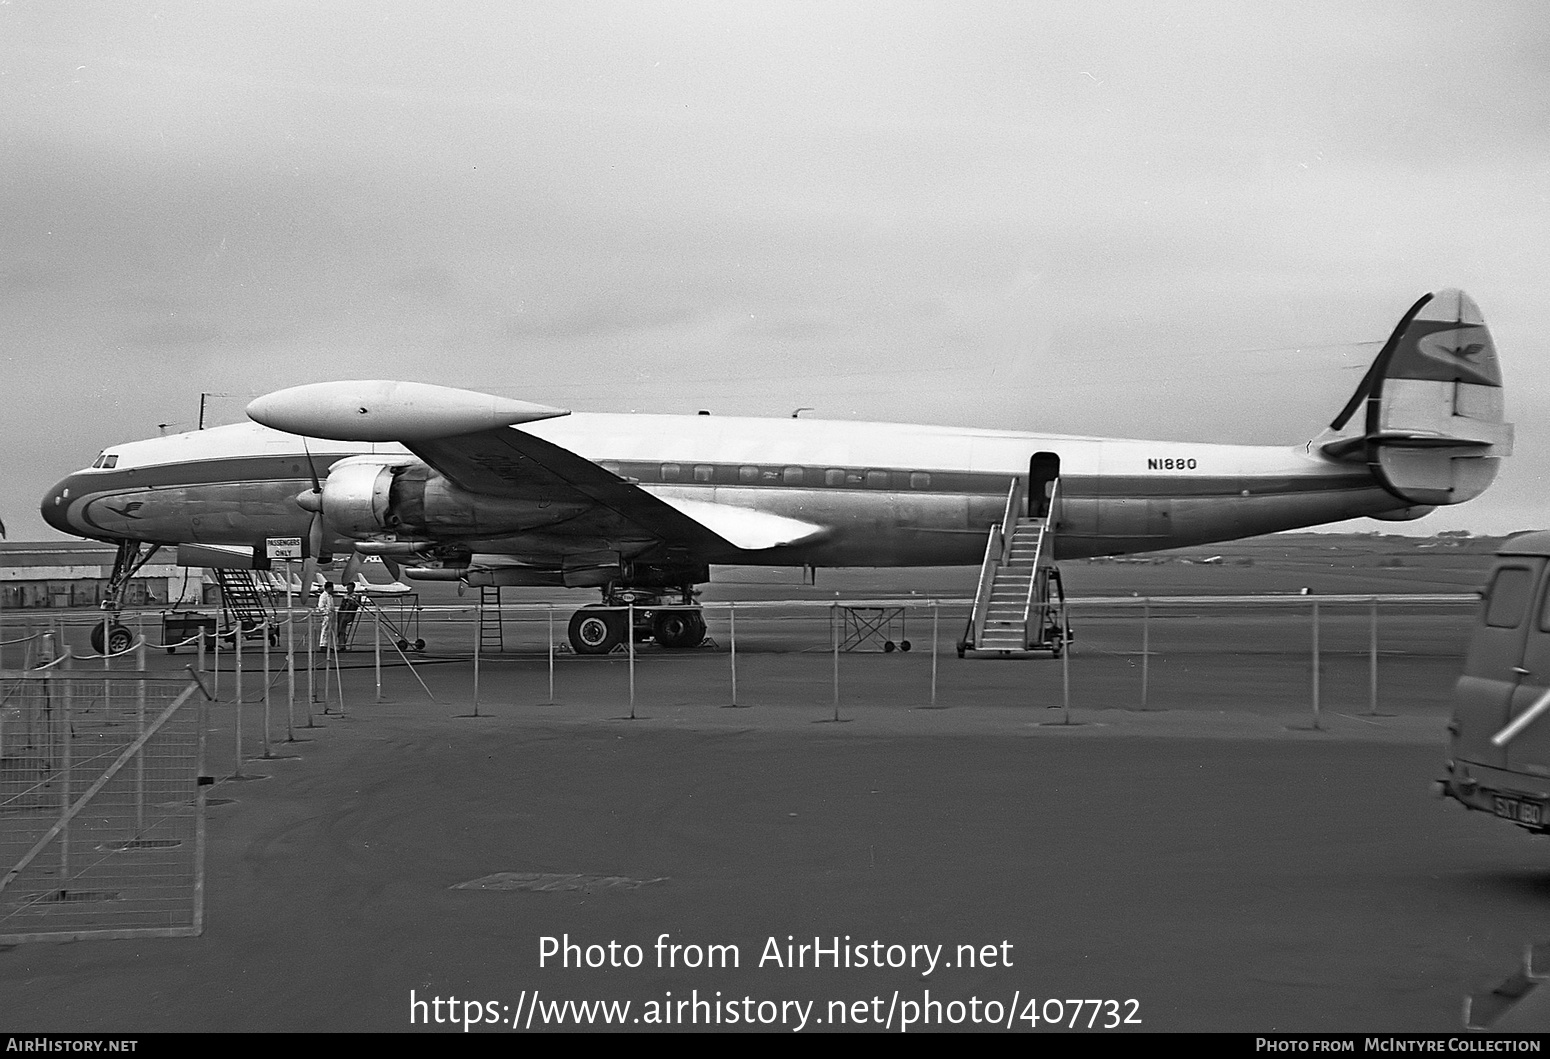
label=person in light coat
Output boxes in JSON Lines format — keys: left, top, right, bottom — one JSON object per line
{"left": 316, "top": 581, "right": 338, "bottom": 652}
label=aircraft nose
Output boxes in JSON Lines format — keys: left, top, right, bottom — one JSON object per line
{"left": 40, "top": 474, "right": 79, "bottom": 535}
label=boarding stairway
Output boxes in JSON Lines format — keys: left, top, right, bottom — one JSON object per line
{"left": 958, "top": 475, "right": 1067, "bottom": 658}
{"left": 214, "top": 568, "right": 276, "bottom": 643}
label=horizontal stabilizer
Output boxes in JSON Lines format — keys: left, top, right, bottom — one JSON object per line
{"left": 655, "top": 497, "right": 825, "bottom": 551}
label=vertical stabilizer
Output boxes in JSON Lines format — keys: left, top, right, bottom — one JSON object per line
{"left": 1323, "top": 289, "right": 1511, "bottom": 506}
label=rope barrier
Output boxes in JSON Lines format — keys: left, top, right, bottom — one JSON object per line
{"left": 141, "top": 631, "right": 205, "bottom": 651}
{"left": 72, "top": 634, "right": 149, "bottom": 661}
{"left": 31, "top": 649, "right": 75, "bottom": 670}
{"left": 0, "top": 632, "right": 43, "bottom": 646}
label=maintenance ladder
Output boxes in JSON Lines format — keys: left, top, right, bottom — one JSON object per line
{"left": 478, "top": 586, "right": 504, "bottom": 653}
{"left": 959, "top": 476, "right": 1066, "bottom": 657}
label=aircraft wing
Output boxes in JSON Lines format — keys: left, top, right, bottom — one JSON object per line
{"left": 406, "top": 426, "right": 741, "bottom": 555}
{"left": 247, "top": 381, "right": 823, "bottom": 557}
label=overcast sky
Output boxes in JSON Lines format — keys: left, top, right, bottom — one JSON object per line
{"left": 4, "top": 1, "right": 1548, "bottom": 541}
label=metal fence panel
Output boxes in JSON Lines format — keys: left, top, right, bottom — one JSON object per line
{"left": 0, "top": 673, "right": 204, "bottom": 942}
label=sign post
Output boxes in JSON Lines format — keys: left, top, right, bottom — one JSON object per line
{"left": 266, "top": 539, "right": 302, "bottom": 744}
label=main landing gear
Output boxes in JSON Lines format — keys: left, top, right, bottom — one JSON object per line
{"left": 566, "top": 586, "right": 707, "bottom": 655}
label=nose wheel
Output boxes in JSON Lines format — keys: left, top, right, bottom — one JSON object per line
{"left": 89, "top": 621, "right": 135, "bottom": 655}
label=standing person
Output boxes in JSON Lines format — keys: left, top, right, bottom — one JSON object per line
{"left": 337, "top": 583, "right": 362, "bottom": 649}
{"left": 316, "top": 581, "right": 338, "bottom": 654}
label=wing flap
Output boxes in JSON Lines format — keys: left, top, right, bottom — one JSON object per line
{"left": 656, "top": 497, "right": 825, "bottom": 551}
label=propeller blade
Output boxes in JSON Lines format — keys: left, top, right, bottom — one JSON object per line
{"left": 301, "top": 438, "right": 322, "bottom": 495}
{"left": 300, "top": 556, "right": 318, "bottom": 607}
{"left": 382, "top": 556, "right": 402, "bottom": 581}
{"left": 301, "top": 511, "right": 327, "bottom": 604}
{"left": 342, "top": 550, "right": 364, "bottom": 586}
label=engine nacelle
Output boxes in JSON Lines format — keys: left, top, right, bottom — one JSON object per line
{"left": 321, "top": 460, "right": 397, "bottom": 539}
{"left": 319, "top": 456, "right": 592, "bottom": 542}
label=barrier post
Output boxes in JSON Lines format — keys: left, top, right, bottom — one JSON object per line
{"left": 472, "top": 604, "right": 481, "bottom": 717}
{"left": 1060, "top": 600, "right": 1071, "bottom": 724}
{"left": 547, "top": 606, "right": 555, "bottom": 705}
{"left": 262, "top": 621, "right": 273, "bottom": 759}
{"left": 1141, "top": 598, "right": 1150, "bottom": 711}
{"left": 234, "top": 625, "right": 245, "bottom": 775}
{"left": 101, "top": 614, "right": 110, "bottom": 671}
{"left": 1368, "top": 597, "right": 1380, "bottom": 716}
{"left": 374, "top": 600, "right": 382, "bottom": 703}
{"left": 831, "top": 604, "right": 840, "bottom": 722}
{"left": 628, "top": 603, "right": 636, "bottom": 720}
{"left": 285, "top": 564, "right": 296, "bottom": 742}
{"left": 212, "top": 619, "right": 220, "bottom": 701}
{"left": 930, "top": 602, "right": 938, "bottom": 707}
{"left": 60, "top": 674, "right": 71, "bottom": 884}
{"left": 307, "top": 606, "right": 317, "bottom": 708}
{"left": 136, "top": 633, "right": 146, "bottom": 829}
{"left": 729, "top": 603, "right": 739, "bottom": 707}
{"left": 197, "top": 625, "right": 206, "bottom": 675}
{"left": 1311, "top": 599, "right": 1322, "bottom": 730}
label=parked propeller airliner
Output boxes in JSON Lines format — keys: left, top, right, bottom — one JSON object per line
{"left": 42, "top": 289, "right": 1511, "bottom": 655}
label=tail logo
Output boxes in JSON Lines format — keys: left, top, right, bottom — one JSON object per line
{"left": 1392, "top": 320, "right": 1501, "bottom": 388}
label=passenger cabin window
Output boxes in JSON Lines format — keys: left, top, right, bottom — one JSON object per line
{"left": 865, "top": 470, "right": 889, "bottom": 488}
{"left": 738, "top": 465, "right": 760, "bottom": 484}
{"left": 693, "top": 464, "right": 714, "bottom": 483}
{"left": 601, "top": 461, "right": 622, "bottom": 476}
{"left": 783, "top": 466, "right": 804, "bottom": 485}
{"left": 661, "top": 463, "right": 681, "bottom": 482}
{"left": 1485, "top": 566, "right": 1535, "bottom": 628}
{"left": 825, "top": 469, "right": 845, "bottom": 486}
{"left": 910, "top": 471, "right": 930, "bottom": 490}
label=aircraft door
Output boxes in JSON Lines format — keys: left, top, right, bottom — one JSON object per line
{"left": 1029, "top": 452, "right": 1059, "bottom": 519}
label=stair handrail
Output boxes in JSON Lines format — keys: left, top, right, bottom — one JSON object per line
{"left": 965, "top": 521, "right": 1005, "bottom": 649}
{"left": 998, "top": 475, "right": 1025, "bottom": 564}
{"left": 1019, "top": 478, "right": 1060, "bottom": 646}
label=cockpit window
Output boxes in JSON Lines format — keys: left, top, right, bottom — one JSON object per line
{"left": 102, "top": 454, "right": 118, "bottom": 469}
{"left": 91, "top": 452, "right": 106, "bottom": 468}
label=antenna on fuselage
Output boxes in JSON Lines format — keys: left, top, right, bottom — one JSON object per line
{"left": 197, "top": 392, "right": 230, "bottom": 430}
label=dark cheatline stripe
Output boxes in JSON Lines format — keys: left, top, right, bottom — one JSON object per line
{"left": 61, "top": 453, "right": 1376, "bottom": 506}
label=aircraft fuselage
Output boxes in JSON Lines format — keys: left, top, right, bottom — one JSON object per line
{"left": 42, "top": 414, "right": 1413, "bottom": 567}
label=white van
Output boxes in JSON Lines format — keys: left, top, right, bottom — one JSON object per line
{"left": 1438, "top": 532, "right": 1550, "bottom": 832}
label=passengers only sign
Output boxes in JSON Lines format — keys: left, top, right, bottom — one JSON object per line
{"left": 266, "top": 537, "right": 303, "bottom": 560}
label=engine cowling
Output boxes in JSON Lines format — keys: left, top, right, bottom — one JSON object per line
{"left": 321, "top": 461, "right": 397, "bottom": 539}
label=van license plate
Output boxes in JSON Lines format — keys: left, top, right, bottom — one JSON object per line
{"left": 1492, "top": 796, "right": 1545, "bottom": 825}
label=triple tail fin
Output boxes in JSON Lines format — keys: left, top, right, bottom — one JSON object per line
{"left": 1320, "top": 289, "right": 1512, "bottom": 506}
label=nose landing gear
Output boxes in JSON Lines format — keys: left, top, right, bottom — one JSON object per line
{"left": 90, "top": 540, "right": 164, "bottom": 655}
